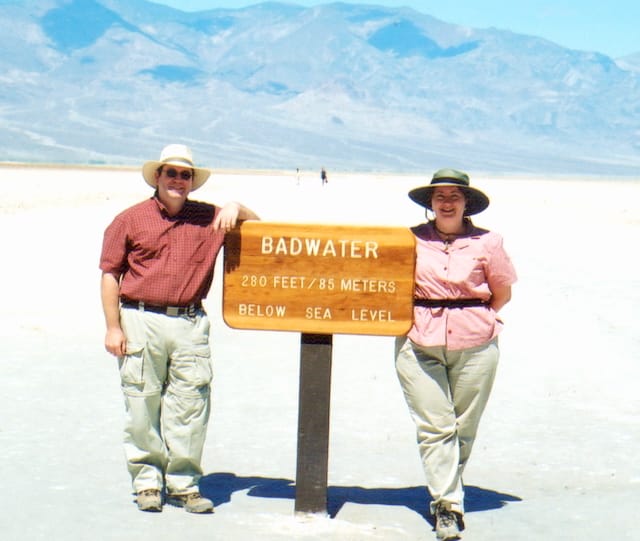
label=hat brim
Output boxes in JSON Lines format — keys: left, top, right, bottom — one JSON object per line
{"left": 408, "top": 182, "right": 490, "bottom": 215}
{"left": 142, "top": 160, "right": 211, "bottom": 191}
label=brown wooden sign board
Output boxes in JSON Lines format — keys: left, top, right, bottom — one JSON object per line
{"left": 223, "top": 221, "right": 416, "bottom": 335}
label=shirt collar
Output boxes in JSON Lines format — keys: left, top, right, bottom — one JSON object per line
{"left": 413, "top": 221, "right": 481, "bottom": 249}
{"left": 153, "top": 195, "right": 190, "bottom": 218}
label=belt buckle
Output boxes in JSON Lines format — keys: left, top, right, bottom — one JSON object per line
{"left": 166, "top": 306, "right": 180, "bottom": 317}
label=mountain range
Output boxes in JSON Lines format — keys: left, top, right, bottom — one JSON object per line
{"left": 1, "top": 0, "right": 639, "bottom": 174}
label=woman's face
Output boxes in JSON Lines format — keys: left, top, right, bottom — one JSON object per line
{"left": 431, "top": 186, "right": 466, "bottom": 223}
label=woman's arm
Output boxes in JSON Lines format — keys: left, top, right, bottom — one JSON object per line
{"left": 489, "top": 283, "right": 512, "bottom": 312}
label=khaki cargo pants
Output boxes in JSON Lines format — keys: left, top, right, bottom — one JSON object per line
{"left": 118, "top": 307, "right": 213, "bottom": 495}
{"left": 395, "top": 336, "right": 499, "bottom": 515}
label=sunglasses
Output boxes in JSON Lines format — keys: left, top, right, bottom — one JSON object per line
{"left": 164, "top": 168, "right": 193, "bottom": 181}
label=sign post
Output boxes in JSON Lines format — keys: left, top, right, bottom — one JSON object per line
{"left": 295, "top": 333, "right": 333, "bottom": 515}
{"left": 223, "top": 222, "right": 415, "bottom": 515}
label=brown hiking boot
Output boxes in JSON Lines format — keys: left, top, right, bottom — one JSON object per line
{"left": 167, "top": 492, "right": 214, "bottom": 513}
{"left": 434, "top": 503, "right": 464, "bottom": 540}
{"left": 136, "top": 489, "right": 162, "bottom": 512}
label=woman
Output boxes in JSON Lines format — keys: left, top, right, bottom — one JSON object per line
{"left": 395, "top": 168, "right": 517, "bottom": 540}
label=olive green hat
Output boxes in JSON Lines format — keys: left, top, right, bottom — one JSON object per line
{"left": 408, "top": 168, "right": 490, "bottom": 215}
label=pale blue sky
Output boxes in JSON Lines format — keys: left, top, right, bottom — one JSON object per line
{"left": 150, "top": 0, "right": 640, "bottom": 58}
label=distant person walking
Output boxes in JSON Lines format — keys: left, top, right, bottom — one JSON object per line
{"left": 99, "top": 144, "right": 259, "bottom": 513}
{"left": 321, "top": 167, "right": 328, "bottom": 185}
{"left": 395, "top": 169, "right": 516, "bottom": 540}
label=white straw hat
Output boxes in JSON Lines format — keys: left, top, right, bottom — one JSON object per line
{"left": 142, "top": 144, "right": 211, "bottom": 191}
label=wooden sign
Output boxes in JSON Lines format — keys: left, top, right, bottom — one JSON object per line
{"left": 222, "top": 222, "right": 416, "bottom": 335}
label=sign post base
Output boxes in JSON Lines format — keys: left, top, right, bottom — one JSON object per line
{"left": 294, "top": 333, "right": 333, "bottom": 516}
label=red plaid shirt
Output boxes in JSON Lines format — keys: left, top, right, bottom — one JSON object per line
{"left": 100, "top": 197, "right": 226, "bottom": 306}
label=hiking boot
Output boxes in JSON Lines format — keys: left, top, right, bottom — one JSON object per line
{"left": 167, "top": 492, "right": 214, "bottom": 513}
{"left": 136, "top": 489, "right": 162, "bottom": 512}
{"left": 434, "top": 504, "right": 463, "bottom": 540}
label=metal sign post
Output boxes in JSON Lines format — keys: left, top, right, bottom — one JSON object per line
{"left": 295, "top": 333, "right": 333, "bottom": 515}
{"left": 223, "top": 221, "right": 415, "bottom": 515}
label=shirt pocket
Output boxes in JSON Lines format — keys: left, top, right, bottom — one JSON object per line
{"left": 177, "top": 225, "right": 210, "bottom": 263}
{"left": 450, "top": 254, "right": 487, "bottom": 287}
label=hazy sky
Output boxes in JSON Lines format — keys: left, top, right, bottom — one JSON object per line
{"left": 149, "top": 0, "right": 640, "bottom": 58}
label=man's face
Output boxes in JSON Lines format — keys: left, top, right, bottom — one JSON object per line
{"left": 155, "top": 166, "right": 194, "bottom": 207}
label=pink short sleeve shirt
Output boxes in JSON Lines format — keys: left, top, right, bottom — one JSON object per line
{"left": 408, "top": 222, "right": 517, "bottom": 350}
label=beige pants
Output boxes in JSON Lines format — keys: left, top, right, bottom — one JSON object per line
{"left": 395, "top": 337, "right": 499, "bottom": 515}
{"left": 118, "top": 307, "right": 213, "bottom": 495}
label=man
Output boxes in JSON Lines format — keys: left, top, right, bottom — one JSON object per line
{"left": 100, "top": 144, "right": 259, "bottom": 513}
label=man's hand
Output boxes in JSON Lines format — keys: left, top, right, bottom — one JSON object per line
{"left": 213, "top": 202, "right": 260, "bottom": 231}
{"left": 213, "top": 202, "right": 241, "bottom": 231}
{"left": 105, "top": 327, "right": 127, "bottom": 357}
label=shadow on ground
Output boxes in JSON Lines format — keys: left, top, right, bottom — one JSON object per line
{"left": 200, "top": 472, "right": 521, "bottom": 522}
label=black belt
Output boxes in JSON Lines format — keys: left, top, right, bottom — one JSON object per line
{"left": 414, "top": 298, "right": 488, "bottom": 308}
{"left": 121, "top": 299, "right": 202, "bottom": 317}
